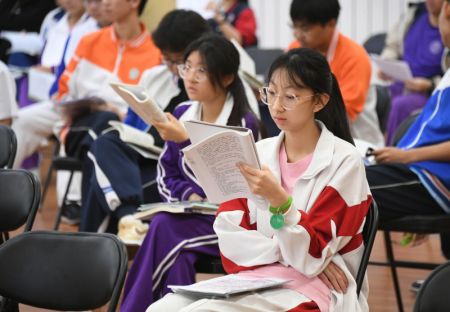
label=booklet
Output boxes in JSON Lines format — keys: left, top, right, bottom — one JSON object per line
{"left": 371, "top": 54, "right": 413, "bottom": 82}
{"left": 134, "top": 201, "right": 219, "bottom": 220}
{"left": 110, "top": 82, "right": 168, "bottom": 125}
{"left": 169, "top": 274, "right": 291, "bottom": 299}
{"left": 182, "top": 120, "right": 260, "bottom": 204}
{"left": 105, "top": 121, "right": 162, "bottom": 159}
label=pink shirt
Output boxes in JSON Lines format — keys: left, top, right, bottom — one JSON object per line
{"left": 238, "top": 143, "right": 331, "bottom": 311}
{"left": 279, "top": 143, "right": 313, "bottom": 194}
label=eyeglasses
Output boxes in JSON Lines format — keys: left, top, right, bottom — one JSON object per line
{"left": 177, "top": 64, "right": 208, "bottom": 83}
{"left": 259, "top": 87, "right": 315, "bottom": 111}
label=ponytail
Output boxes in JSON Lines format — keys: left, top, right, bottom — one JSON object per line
{"left": 227, "top": 76, "right": 252, "bottom": 126}
{"left": 315, "top": 74, "right": 354, "bottom": 145}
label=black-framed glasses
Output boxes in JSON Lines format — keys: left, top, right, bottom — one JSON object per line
{"left": 259, "top": 87, "right": 315, "bottom": 111}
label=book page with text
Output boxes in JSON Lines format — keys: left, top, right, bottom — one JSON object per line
{"left": 183, "top": 130, "right": 259, "bottom": 203}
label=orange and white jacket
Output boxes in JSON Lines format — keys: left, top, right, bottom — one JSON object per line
{"left": 56, "top": 24, "right": 161, "bottom": 112}
{"left": 214, "top": 122, "right": 372, "bottom": 311}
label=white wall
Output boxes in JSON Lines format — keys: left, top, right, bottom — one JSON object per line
{"left": 249, "top": 0, "right": 411, "bottom": 49}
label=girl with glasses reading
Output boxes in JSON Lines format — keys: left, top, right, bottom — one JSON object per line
{"left": 148, "top": 48, "right": 372, "bottom": 311}
{"left": 121, "top": 33, "right": 261, "bottom": 312}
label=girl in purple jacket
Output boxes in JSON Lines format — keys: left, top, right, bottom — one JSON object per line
{"left": 121, "top": 33, "right": 261, "bottom": 312}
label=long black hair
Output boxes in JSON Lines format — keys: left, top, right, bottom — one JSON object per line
{"left": 267, "top": 48, "right": 354, "bottom": 144}
{"left": 183, "top": 33, "right": 252, "bottom": 126}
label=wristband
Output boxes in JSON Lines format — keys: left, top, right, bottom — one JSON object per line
{"left": 269, "top": 196, "right": 292, "bottom": 230}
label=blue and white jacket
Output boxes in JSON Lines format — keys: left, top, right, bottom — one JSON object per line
{"left": 398, "top": 69, "right": 450, "bottom": 212}
{"left": 157, "top": 95, "right": 260, "bottom": 202}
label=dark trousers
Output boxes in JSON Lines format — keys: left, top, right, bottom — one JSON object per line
{"left": 366, "top": 163, "right": 450, "bottom": 259}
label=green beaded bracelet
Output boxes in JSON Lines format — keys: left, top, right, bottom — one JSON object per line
{"left": 269, "top": 196, "right": 292, "bottom": 230}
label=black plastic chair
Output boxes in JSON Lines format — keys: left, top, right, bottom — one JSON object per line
{"left": 0, "top": 169, "right": 40, "bottom": 311}
{"left": 0, "top": 231, "right": 128, "bottom": 312}
{"left": 196, "top": 201, "right": 379, "bottom": 297}
{"left": 363, "top": 33, "right": 387, "bottom": 55}
{"left": 370, "top": 112, "right": 450, "bottom": 312}
{"left": 0, "top": 125, "right": 17, "bottom": 169}
{"left": 245, "top": 47, "right": 284, "bottom": 80}
{"left": 413, "top": 261, "right": 450, "bottom": 312}
{"left": 375, "top": 85, "right": 391, "bottom": 133}
{"left": 40, "top": 135, "right": 83, "bottom": 230}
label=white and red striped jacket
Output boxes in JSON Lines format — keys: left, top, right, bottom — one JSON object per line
{"left": 214, "top": 122, "right": 372, "bottom": 311}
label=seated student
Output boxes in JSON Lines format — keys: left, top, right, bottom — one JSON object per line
{"left": 148, "top": 48, "right": 372, "bottom": 312}
{"left": 0, "top": 61, "right": 18, "bottom": 126}
{"left": 366, "top": 0, "right": 450, "bottom": 260}
{"left": 121, "top": 33, "right": 261, "bottom": 312}
{"left": 79, "top": 9, "right": 211, "bottom": 233}
{"left": 206, "top": 0, "right": 257, "bottom": 47}
{"left": 288, "top": 0, "right": 384, "bottom": 148}
{"left": 11, "top": 0, "right": 161, "bottom": 169}
{"left": 380, "top": 0, "right": 444, "bottom": 145}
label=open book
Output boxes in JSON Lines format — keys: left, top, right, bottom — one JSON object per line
{"left": 169, "top": 274, "right": 291, "bottom": 299}
{"left": 134, "top": 201, "right": 219, "bottom": 221}
{"left": 110, "top": 82, "right": 168, "bottom": 125}
{"left": 371, "top": 54, "right": 413, "bottom": 82}
{"left": 182, "top": 120, "right": 260, "bottom": 204}
{"left": 105, "top": 121, "right": 162, "bottom": 159}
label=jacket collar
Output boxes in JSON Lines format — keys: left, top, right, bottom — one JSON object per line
{"left": 179, "top": 93, "right": 234, "bottom": 125}
{"left": 266, "top": 121, "right": 335, "bottom": 181}
{"left": 109, "top": 22, "right": 149, "bottom": 48}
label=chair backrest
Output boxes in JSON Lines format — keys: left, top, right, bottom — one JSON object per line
{"left": 245, "top": 47, "right": 284, "bottom": 79}
{"left": 363, "top": 33, "right": 387, "bottom": 55}
{"left": 375, "top": 85, "right": 391, "bottom": 133}
{"left": 0, "top": 231, "right": 128, "bottom": 312}
{"left": 0, "top": 169, "right": 40, "bottom": 233}
{"left": 413, "top": 261, "right": 450, "bottom": 312}
{"left": 356, "top": 200, "right": 379, "bottom": 296}
{"left": 392, "top": 111, "right": 420, "bottom": 146}
{"left": 0, "top": 126, "right": 17, "bottom": 169}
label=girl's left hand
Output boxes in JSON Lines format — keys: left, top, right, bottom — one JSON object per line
{"left": 153, "top": 113, "right": 189, "bottom": 143}
{"left": 238, "top": 163, "right": 289, "bottom": 208}
{"left": 318, "top": 261, "right": 348, "bottom": 293}
{"left": 373, "top": 147, "right": 412, "bottom": 164}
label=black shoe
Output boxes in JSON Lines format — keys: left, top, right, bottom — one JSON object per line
{"left": 410, "top": 279, "right": 424, "bottom": 293}
{"left": 61, "top": 201, "right": 81, "bottom": 225}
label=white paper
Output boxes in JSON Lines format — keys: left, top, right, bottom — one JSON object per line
{"left": 169, "top": 274, "right": 291, "bottom": 298}
{"left": 110, "top": 82, "right": 168, "bottom": 124}
{"left": 106, "top": 121, "right": 162, "bottom": 156}
{"left": 28, "top": 68, "right": 55, "bottom": 101}
{"left": 371, "top": 54, "right": 413, "bottom": 82}
{"left": 231, "top": 38, "right": 256, "bottom": 76}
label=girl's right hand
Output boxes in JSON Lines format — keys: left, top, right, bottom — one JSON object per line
{"left": 318, "top": 261, "right": 348, "bottom": 293}
{"left": 153, "top": 113, "right": 189, "bottom": 143}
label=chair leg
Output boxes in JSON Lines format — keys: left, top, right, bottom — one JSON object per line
{"left": 384, "top": 231, "right": 404, "bottom": 312}
{"left": 53, "top": 170, "right": 75, "bottom": 230}
{"left": 40, "top": 161, "right": 54, "bottom": 212}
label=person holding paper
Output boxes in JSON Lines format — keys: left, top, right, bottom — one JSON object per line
{"left": 380, "top": 0, "right": 445, "bottom": 145}
{"left": 366, "top": 0, "right": 450, "bottom": 278}
{"left": 205, "top": 0, "right": 257, "bottom": 47}
{"left": 79, "top": 9, "right": 210, "bottom": 233}
{"left": 121, "top": 34, "right": 261, "bottom": 312}
{"left": 148, "top": 49, "right": 371, "bottom": 312}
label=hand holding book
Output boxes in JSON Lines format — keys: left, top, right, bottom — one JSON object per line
{"left": 152, "top": 112, "right": 189, "bottom": 143}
